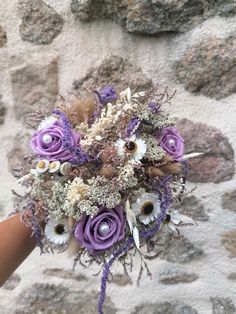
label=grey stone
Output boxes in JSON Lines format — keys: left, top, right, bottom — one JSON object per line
{"left": 131, "top": 301, "right": 198, "bottom": 314}
{"left": 227, "top": 273, "right": 236, "bottom": 280}
{"left": 221, "top": 229, "right": 236, "bottom": 258}
{"left": 7, "top": 132, "right": 33, "bottom": 178}
{"left": 222, "top": 190, "right": 236, "bottom": 212}
{"left": 211, "top": 297, "right": 236, "bottom": 314}
{"left": 19, "top": 0, "right": 64, "bottom": 45}
{"left": 43, "top": 268, "right": 88, "bottom": 281}
{"left": 176, "top": 37, "right": 236, "bottom": 99}
{"left": 0, "top": 95, "right": 6, "bottom": 125}
{"left": 15, "top": 283, "right": 116, "bottom": 314}
{"left": 2, "top": 273, "right": 21, "bottom": 290}
{"left": 177, "top": 119, "right": 234, "bottom": 183}
{"left": 175, "top": 195, "right": 209, "bottom": 221}
{"left": 159, "top": 267, "right": 198, "bottom": 284}
{"left": 10, "top": 55, "right": 58, "bottom": 124}
{"left": 73, "top": 55, "right": 153, "bottom": 94}
{"left": 0, "top": 25, "right": 7, "bottom": 47}
{"left": 71, "top": 0, "right": 236, "bottom": 35}
{"left": 160, "top": 236, "right": 203, "bottom": 263}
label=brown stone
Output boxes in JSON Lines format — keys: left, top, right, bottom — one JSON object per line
{"left": 176, "top": 37, "right": 236, "bottom": 99}
{"left": 73, "top": 55, "right": 153, "bottom": 95}
{"left": 221, "top": 229, "right": 236, "bottom": 258}
{"left": 0, "top": 25, "right": 7, "bottom": 48}
{"left": 43, "top": 268, "right": 88, "bottom": 281}
{"left": 19, "top": 0, "right": 64, "bottom": 45}
{"left": 222, "top": 190, "right": 236, "bottom": 212}
{"left": 10, "top": 55, "right": 58, "bottom": 124}
{"left": 177, "top": 119, "right": 234, "bottom": 183}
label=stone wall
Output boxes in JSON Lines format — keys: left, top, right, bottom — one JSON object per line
{"left": 0, "top": 1, "right": 236, "bottom": 313}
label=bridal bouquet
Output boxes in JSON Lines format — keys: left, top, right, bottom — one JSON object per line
{"left": 17, "top": 85, "right": 198, "bottom": 313}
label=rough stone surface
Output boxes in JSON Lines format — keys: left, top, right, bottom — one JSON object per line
{"left": 2, "top": 273, "right": 21, "bottom": 290}
{"left": 0, "top": 95, "right": 6, "bottom": 125}
{"left": 177, "top": 119, "right": 234, "bottom": 183}
{"left": 71, "top": 0, "right": 236, "bottom": 34}
{"left": 176, "top": 37, "right": 236, "bottom": 99}
{"left": 14, "top": 283, "right": 116, "bottom": 314}
{"left": 227, "top": 273, "right": 236, "bottom": 281}
{"left": 222, "top": 190, "right": 236, "bottom": 212}
{"left": 159, "top": 267, "right": 198, "bottom": 284}
{"left": 43, "top": 268, "right": 88, "bottom": 281}
{"left": 110, "top": 273, "right": 132, "bottom": 286}
{"left": 131, "top": 301, "right": 198, "bottom": 314}
{"left": 19, "top": 0, "right": 64, "bottom": 45}
{"left": 221, "top": 229, "right": 236, "bottom": 258}
{"left": 73, "top": 55, "right": 153, "bottom": 94}
{"left": 0, "top": 25, "right": 7, "bottom": 47}
{"left": 7, "top": 132, "right": 33, "bottom": 178}
{"left": 175, "top": 195, "right": 209, "bottom": 221}
{"left": 211, "top": 297, "right": 236, "bottom": 314}
{"left": 160, "top": 235, "right": 203, "bottom": 263}
{"left": 10, "top": 55, "right": 58, "bottom": 124}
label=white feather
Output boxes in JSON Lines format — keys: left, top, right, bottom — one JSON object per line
{"left": 133, "top": 226, "right": 140, "bottom": 249}
{"left": 183, "top": 152, "right": 203, "bottom": 160}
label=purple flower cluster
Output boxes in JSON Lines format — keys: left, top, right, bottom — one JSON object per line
{"left": 95, "top": 86, "right": 117, "bottom": 105}
{"left": 148, "top": 102, "right": 161, "bottom": 114}
{"left": 127, "top": 117, "right": 140, "bottom": 137}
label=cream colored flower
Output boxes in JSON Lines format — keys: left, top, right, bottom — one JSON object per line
{"left": 49, "top": 161, "right": 61, "bottom": 173}
{"left": 45, "top": 218, "right": 70, "bottom": 245}
{"left": 60, "top": 162, "right": 71, "bottom": 176}
{"left": 131, "top": 193, "right": 161, "bottom": 225}
{"left": 36, "top": 159, "right": 50, "bottom": 174}
{"left": 66, "top": 177, "right": 89, "bottom": 207}
{"left": 38, "top": 116, "right": 58, "bottom": 130}
{"left": 115, "top": 135, "right": 147, "bottom": 163}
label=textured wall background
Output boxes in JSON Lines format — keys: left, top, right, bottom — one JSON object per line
{"left": 0, "top": 1, "right": 236, "bottom": 313}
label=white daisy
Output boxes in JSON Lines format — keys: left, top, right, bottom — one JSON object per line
{"left": 60, "top": 162, "right": 71, "bottom": 176}
{"left": 164, "top": 210, "right": 195, "bottom": 233}
{"left": 38, "top": 115, "right": 58, "bottom": 130}
{"left": 115, "top": 135, "right": 147, "bottom": 163}
{"left": 49, "top": 161, "right": 61, "bottom": 173}
{"left": 131, "top": 193, "right": 161, "bottom": 225}
{"left": 36, "top": 159, "right": 50, "bottom": 174}
{"left": 45, "top": 218, "right": 70, "bottom": 245}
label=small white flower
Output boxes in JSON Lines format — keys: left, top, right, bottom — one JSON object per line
{"left": 115, "top": 135, "right": 147, "bottom": 163}
{"left": 38, "top": 116, "right": 58, "bottom": 130}
{"left": 36, "top": 159, "right": 50, "bottom": 174}
{"left": 45, "top": 218, "right": 70, "bottom": 245}
{"left": 164, "top": 210, "right": 195, "bottom": 233}
{"left": 49, "top": 161, "right": 61, "bottom": 173}
{"left": 60, "top": 162, "right": 71, "bottom": 176}
{"left": 131, "top": 193, "right": 161, "bottom": 225}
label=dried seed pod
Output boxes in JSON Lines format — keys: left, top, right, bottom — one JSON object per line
{"left": 67, "top": 237, "right": 82, "bottom": 257}
{"left": 100, "top": 164, "right": 116, "bottom": 178}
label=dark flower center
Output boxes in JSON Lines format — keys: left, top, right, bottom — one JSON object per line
{"left": 165, "top": 214, "right": 171, "bottom": 224}
{"left": 141, "top": 202, "right": 154, "bottom": 215}
{"left": 54, "top": 224, "right": 65, "bottom": 235}
{"left": 125, "top": 141, "right": 137, "bottom": 153}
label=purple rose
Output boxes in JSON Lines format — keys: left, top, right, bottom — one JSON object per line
{"left": 160, "top": 127, "right": 184, "bottom": 161}
{"left": 95, "top": 86, "right": 117, "bottom": 105}
{"left": 74, "top": 205, "right": 126, "bottom": 251}
{"left": 30, "top": 120, "right": 80, "bottom": 161}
